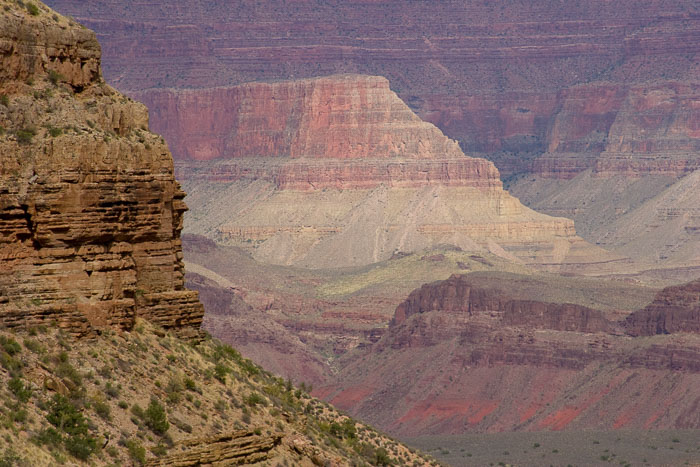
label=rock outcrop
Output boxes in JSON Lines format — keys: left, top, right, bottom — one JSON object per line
{"left": 393, "top": 274, "right": 615, "bottom": 333}
{"left": 156, "top": 75, "right": 617, "bottom": 271}
{"left": 146, "top": 431, "right": 283, "bottom": 466}
{"left": 625, "top": 278, "right": 700, "bottom": 336}
{"left": 0, "top": 2, "right": 203, "bottom": 336}
{"left": 319, "top": 273, "right": 700, "bottom": 436}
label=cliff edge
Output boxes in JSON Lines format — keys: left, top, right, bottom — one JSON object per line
{"left": 0, "top": 0, "right": 203, "bottom": 336}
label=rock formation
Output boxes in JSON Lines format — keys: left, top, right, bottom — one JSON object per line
{"left": 146, "top": 431, "right": 283, "bottom": 466}
{"left": 43, "top": 0, "right": 700, "bottom": 177}
{"left": 625, "top": 278, "right": 700, "bottom": 336}
{"left": 0, "top": 2, "right": 203, "bottom": 336}
{"left": 393, "top": 274, "right": 615, "bottom": 334}
{"left": 319, "top": 273, "right": 700, "bottom": 436}
{"left": 43, "top": 0, "right": 700, "bottom": 272}
{"left": 152, "top": 75, "right": 617, "bottom": 271}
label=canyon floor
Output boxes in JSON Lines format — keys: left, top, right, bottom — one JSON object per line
{"left": 408, "top": 429, "right": 700, "bottom": 467}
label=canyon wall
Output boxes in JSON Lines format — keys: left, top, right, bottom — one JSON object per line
{"left": 0, "top": 2, "right": 203, "bottom": 336}
{"left": 42, "top": 0, "right": 700, "bottom": 271}
{"left": 44, "top": 0, "right": 700, "bottom": 179}
{"left": 319, "top": 274, "right": 700, "bottom": 435}
{"left": 625, "top": 279, "right": 700, "bottom": 336}
{"left": 160, "top": 75, "right": 619, "bottom": 271}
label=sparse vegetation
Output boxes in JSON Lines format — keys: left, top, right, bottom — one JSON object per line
{"left": 26, "top": 2, "right": 39, "bottom": 16}
{"left": 0, "top": 321, "right": 433, "bottom": 465}
{"left": 16, "top": 127, "right": 36, "bottom": 145}
{"left": 47, "top": 69, "right": 64, "bottom": 85}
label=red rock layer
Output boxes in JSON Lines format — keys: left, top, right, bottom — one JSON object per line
{"left": 44, "top": 0, "right": 700, "bottom": 178}
{"left": 143, "top": 75, "right": 503, "bottom": 191}
{"left": 176, "top": 158, "right": 501, "bottom": 191}
{"left": 534, "top": 82, "right": 700, "bottom": 178}
{"left": 0, "top": 3, "right": 203, "bottom": 336}
{"left": 136, "top": 76, "right": 465, "bottom": 162}
{"left": 319, "top": 275, "right": 700, "bottom": 435}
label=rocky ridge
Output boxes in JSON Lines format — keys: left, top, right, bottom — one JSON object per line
{"left": 0, "top": 0, "right": 203, "bottom": 336}
{"left": 0, "top": 320, "right": 433, "bottom": 466}
{"left": 320, "top": 274, "right": 700, "bottom": 436}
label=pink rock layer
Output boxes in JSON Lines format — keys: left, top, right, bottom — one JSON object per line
{"left": 144, "top": 74, "right": 503, "bottom": 191}
{"left": 46, "top": 0, "right": 700, "bottom": 178}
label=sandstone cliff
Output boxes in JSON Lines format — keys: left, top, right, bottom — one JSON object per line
{"left": 0, "top": 1, "right": 203, "bottom": 336}
{"left": 152, "top": 75, "right": 618, "bottom": 271}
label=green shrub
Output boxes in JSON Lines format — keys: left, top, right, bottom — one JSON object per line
{"left": 45, "top": 394, "right": 97, "bottom": 460}
{"left": 64, "top": 434, "right": 97, "bottom": 460}
{"left": 16, "top": 128, "right": 36, "bottom": 145}
{"left": 33, "top": 427, "right": 62, "bottom": 448}
{"left": 92, "top": 399, "right": 111, "bottom": 421}
{"left": 183, "top": 376, "right": 196, "bottom": 391}
{"left": 48, "top": 126, "right": 62, "bottom": 137}
{"left": 131, "top": 403, "right": 144, "bottom": 419}
{"left": 47, "top": 70, "right": 64, "bottom": 85}
{"left": 105, "top": 381, "right": 119, "bottom": 399}
{"left": 0, "top": 337, "right": 21, "bottom": 356}
{"left": 375, "top": 447, "right": 393, "bottom": 466}
{"left": 0, "top": 94, "right": 8, "bottom": 106}
{"left": 144, "top": 399, "right": 169, "bottom": 435}
{"left": 0, "top": 352, "right": 21, "bottom": 374}
{"left": 26, "top": 3, "right": 39, "bottom": 15}
{"left": 46, "top": 394, "right": 87, "bottom": 435}
{"left": 125, "top": 439, "right": 146, "bottom": 465}
{"left": 55, "top": 360, "right": 82, "bottom": 387}
{"left": 165, "top": 377, "right": 183, "bottom": 404}
{"left": 8, "top": 377, "right": 32, "bottom": 403}
{"left": 240, "top": 359, "right": 259, "bottom": 376}
{"left": 23, "top": 338, "right": 43, "bottom": 354}
{"left": 214, "top": 363, "right": 230, "bottom": 383}
{"left": 244, "top": 392, "right": 266, "bottom": 407}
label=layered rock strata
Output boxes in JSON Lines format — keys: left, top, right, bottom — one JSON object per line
{"left": 161, "top": 75, "right": 617, "bottom": 270}
{"left": 0, "top": 2, "right": 203, "bottom": 336}
{"left": 393, "top": 275, "right": 615, "bottom": 334}
{"left": 320, "top": 274, "right": 700, "bottom": 435}
{"left": 43, "top": 0, "right": 700, "bottom": 178}
{"left": 625, "top": 278, "right": 700, "bottom": 336}
{"left": 146, "top": 431, "right": 283, "bottom": 466}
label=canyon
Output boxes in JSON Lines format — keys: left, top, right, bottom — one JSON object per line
{"left": 165, "top": 74, "right": 618, "bottom": 271}
{"left": 34, "top": 0, "right": 700, "bottom": 456}
{"left": 0, "top": 3, "right": 431, "bottom": 466}
{"left": 320, "top": 275, "right": 700, "bottom": 436}
{"left": 44, "top": 0, "right": 700, "bottom": 272}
